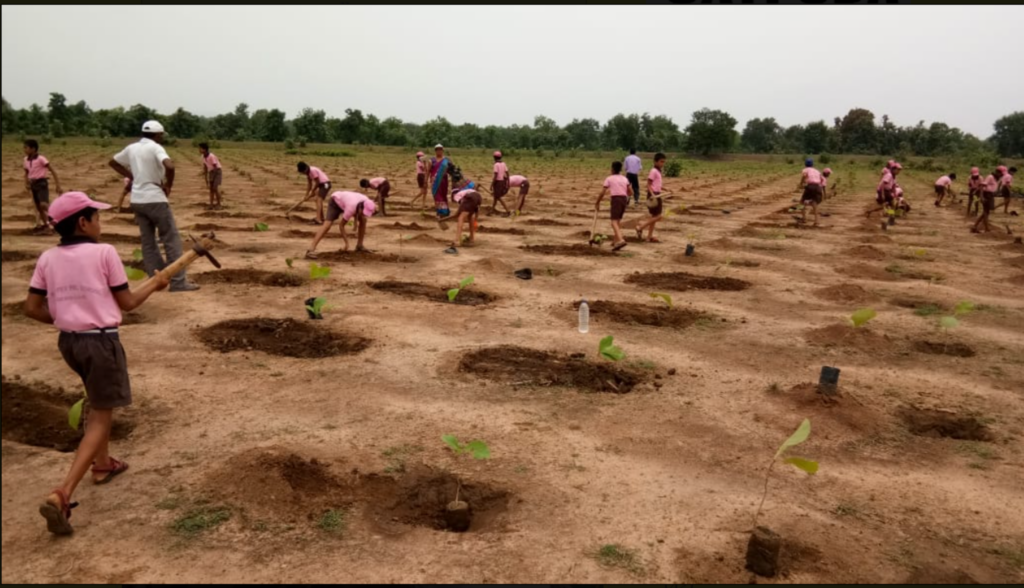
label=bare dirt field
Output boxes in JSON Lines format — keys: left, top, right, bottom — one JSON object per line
{"left": 3, "top": 141, "right": 1023, "bottom": 583}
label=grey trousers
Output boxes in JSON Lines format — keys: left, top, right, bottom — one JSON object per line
{"left": 132, "top": 202, "right": 187, "bottom": 288}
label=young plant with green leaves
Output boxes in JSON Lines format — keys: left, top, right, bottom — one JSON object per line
{"left": 305, "top": 297, "right": 333, "bottom": 318}
{"left": 306, "top": 262, "right": 332, "bottom": 315}
{"left": 649, "top": 293, "right": 673, "bottom": 309}
{"left": 254, "top": 222, "right": 270, "bottom": 232}
{"left": 68, "top": 391, "right": 87, "bottom": 431}
{"left": 285, "top": 258, "right": 294, "bottom": 269}
{"left": 753, "top": 418, "right": 819, "bottom": 529}
{"left": 937, "top": 300, "right": 974, "bottom": 352}
{"left": 132, "top": 248, "right": 143, "bottom": 262}
{"left": 850, "top": 308, "right": 877, "bottom": 328}
{"left": 447, "top": 276, "right": 475, "bottom": 303}
{"left": 442, "top": 435, "right": 490, "bottom": 503}
{"left": 599, "top": 335, "right": 625, "bottom": 361}
{"left": 124, "top": 265, "right": 148, "bottom": 281}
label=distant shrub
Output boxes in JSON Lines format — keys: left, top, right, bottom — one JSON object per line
{"left": 284, "top": 138, "right": 295, "bottom": 150}
{"left": 818, "top": 153, "right": 832, "bottom": 165}
{"left": 298, "top": 137, "right": 308, "bottom": 148}
{"left": 307, "top": 150, "right": 355, "bottom": 158}
{"left": 41, "top": 134, "right": 53, "bottom": 145}
{"left": 870, "top": 158, "right": 885, "bottom": 168}
{"left": 664, "top": 160, "right": 684, "bottom": 178}
{"left": 785, "top": 158, "right": 795, "bottom": 165}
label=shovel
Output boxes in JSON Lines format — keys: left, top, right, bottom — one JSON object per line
{"left": 587, "top": 208, "right": 601, "bottom": 246}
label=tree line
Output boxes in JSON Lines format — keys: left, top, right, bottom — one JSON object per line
{"left": 2, "top": 93, "right": 1021, "bottom": 159}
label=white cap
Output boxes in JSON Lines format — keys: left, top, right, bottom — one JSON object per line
{"left": 142, "top": 120, "right": 165, "bottom": 134}
{"left": 434, "top": 143, "right": 444, "bottom": 149}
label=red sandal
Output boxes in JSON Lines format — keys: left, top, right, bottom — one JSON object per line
{"left": 92, "top": 457, "right": 129, "bottom": 485}
{"left": 39, "top": 489, "right": 78, "bottom": 535}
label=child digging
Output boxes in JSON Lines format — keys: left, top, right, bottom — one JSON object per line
{"left": 636, "top": 153, "right": 671, "bottom": 243}
{"left": 972, "top": 168, "right": 1003, "bottom": 234}
{"left": 797, "top": 158, "right": 824, "bottom": 227}
{"left": 412, "top": 152, "right": 429, "bottom": 212}
{"left": 199, "top": 143, "right": 223, "bottom": 210}
{"left": 305, "top": 191, "right": 378, "bottom": 259}
{"left": 508, "top": 174, "right": 531, "bottom": 214}
{"left": 966, "top": 167, "right": 983, "bottom": 216}
{"left": 25, "top": 192, "right": 170, "bottom": 535}
{"left": 24, "top": 139, "right": 63, "bottom": 233}
{"left": 595, "top": 161, "right": 633, "bottom": 252}
{"left": 446, "top": 188, "right": 483, "bottom": 253}
{"left": 867, "top": 161, "right": 902, "bottom": 218}
{"left": 490, "top": 151, "right": 511, "bottom": 217}
{"left": 297, "top": 162, "right": 332, "bottom": 224}
{"left": 933, "top": 172, "right": 957, "bottom": 207}
{"left": 998, "top": 166, "right": 1016, "bottom": 215}
{"left": 360, "top": 177, "right": 391, "bottom": 217}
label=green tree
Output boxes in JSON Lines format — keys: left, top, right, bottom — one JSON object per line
{"left": 564, "top": 118, "right": 601, "bottom": 150}
{"left": 641, "top": 114, "right": 683, "bottom": 152}
{"left": 420, "top": 116, "right": 454, "bottom": 147}
{"left": 47, "top": 93, "right": 69, "bottom": 128}
{"left": 293, "top": 108, "right": 328, "bottom": 143}
{"left": 778, "top": 125, "right": 804, "bottom": 153}
{"left": 836, "top": 108, "right": 878, "bottom": 154}
{"left": 802, "top": 121, "right": 830, "bottom": 154}
{"left": 604, "top": 113, "right": 642, "bottom": 151}
{"left": 263, "top": 109, "right": 289, "bottom": 142}
{"left": 167, "top": 107, "right": 202, "bottom": 139}
{"left": 684, "top": 108, "right": 737, "bottom": 155}
{"left": 378, "top": 116, "right": 408, "bottom": 146}
{"left": 740, "top": 117, "right": 782, "bottom": 153}
{"left": 991, "top": 112, "right": 1024, "bottom": 158}
{"left": 67, "top": 100, "right": 93, "bottom": 135}
{"left": 2, "top": 97, "right": 17, "bottom": 135}
{"left": 125, "top": 104, "right": 160, "bottom": 136}
{"left": 22, "top": 104, "right": 50, "bottom": 135}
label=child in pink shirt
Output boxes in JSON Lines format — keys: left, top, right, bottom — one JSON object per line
{"left": 23, "top": 139, "right": 63, "bottom": 232}
{"left": 966, "top": 167, "right": 983, "bottom": 217}
{"left": 199, "top": 143, "right": 223, "bottom": 210}
{"left": 933, "top": 173, "right": 956, "bottom": 207}
{"left": 490, "top": 151, "right": 511, "bottom": 217}
{"left": 360, "top": 177, "right": 391, "bottom": 217}
{"left": 798, "top": 159, "right": 824, "bottom": 227}
{"left": 305, "top": 191, "right": 378, "bottom": 259}
{"left": 508, "top": 174, "right": 531, "bottom": 214}
{"left": 413, "top": 152, "right": 429, "bottom": 212}
{"left": 636, "top": 153, "right": 671, "bottom": 243}
{"left": 972, "top": 168, "right": 1003, "bottom": 233}
{"left": 297, "top": 162, "right": 332, "bottom": 224}
{"left": 998, "top": 166, "right": 1016, "bottom": 214}
{"left": 595, "top": 161, "right": 633, "bottom": 251}
{"left": 25, "top": 192, "right": 169, "bottom": 535}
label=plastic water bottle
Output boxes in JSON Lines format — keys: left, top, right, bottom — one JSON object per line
{"left": 578, "top": 298, "right": 589, "bottom": 334}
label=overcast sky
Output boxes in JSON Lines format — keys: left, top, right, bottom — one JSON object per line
{"left": 2, "top": 5, "right": 1020, "bottom": 138}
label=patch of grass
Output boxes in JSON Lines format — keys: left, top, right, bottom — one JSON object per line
{"left": 834, "top": 503, "right": 860, "bottom": 517}
{"left": 593, "top": 544, "right": 644, "bottom": 574}
{"left": 885, "top": 264, "right": 905, "bottom": 275}
{"left": 317, "top": 509, "right": 346, "bottom": 535}
{"left": 766, "top": 382, "right": 782, "bottom": 394}
{"left": 988, "top": 545, "right": 1024, "bottom": 569}
{"left": 913, "top": 304, "right": 943, "bottom": 317}
{"left": 172, "top": 507, "right": 231, "bottom": 538}
{"left": 252, "top": 520, "right": 270, "bottom": 533}
{"left": 956, "top": 441, "right": 996, "bottom": 461}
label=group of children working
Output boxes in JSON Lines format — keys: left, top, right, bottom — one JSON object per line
{"left": 594, "top": 153, "right": 673, "bottom": 251}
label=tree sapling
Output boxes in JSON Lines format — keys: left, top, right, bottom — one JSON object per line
{"left": 649, "top": 293, "right": 673, "bottom": 309}
{"left": 747, "top": 418, "right": 819, "bottom": 577}
{"left": 850, "top": 308, "right": 877, "bottom": 328}
{"left": 599, "top": 336, "right": 625, "bottom": 361}
{"left": 124, "top": 265, "right": 148, "bottom": 281}
{"left": 447, "top": 276, "right": 475, "bottom": 303}
{"left": 67, "top": 391, "right": 87, "bottom": 431}
{"left": 305, "top": 262, "right": 332, "bottom": 319}
{"left": 441, "top": 434, "right": 491, "bottom": 532}
{"left": 254, "top": 222, "right": 270, "bottom": 232}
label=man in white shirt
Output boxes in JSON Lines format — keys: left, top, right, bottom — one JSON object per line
{"left": 624, "top": 148, "right": 642, "bottom": 205}
{"left": 109, "top": 121, "right": 198, "bottom": 292}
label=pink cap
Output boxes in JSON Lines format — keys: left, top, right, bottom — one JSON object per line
{"left": 822, "top": 168, "right": 832, "bottom": 175}
{"left": 48, "top": 191, "right": 111, "bottom": 224}
{"left": 416, "top": 151, "right": 424, "bottom": 158}
{"left": 892, "top": 162, "right": 903, "bottom": 170}
{"left": 887, "top": 159, "right": 896, "bottom": 167}
{"left": 997, "top": 165, "right": 1008, "bottom": 174}
{"left": 493, "top": 151, "right": 502, "bottom": 158}
{"left": 360, "top": 199, "right": 377, "bottom": 217}
{"left": 971, "top": 167, "right": 979, "bottom": 175}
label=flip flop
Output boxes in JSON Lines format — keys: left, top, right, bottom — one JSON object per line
{"left": 39, "top": 489, "right": 77, "bottom": 535}
{"left": 92, "top": 457, "right": 129, "bottom": 485}
{"left": 304, "top": 251, "right": 319, "bottom": 260}
{"left": 444, "top": 247, "right": 459, "bottom": 255}
{"left": 648, "top": 237, "right": 661, "bottom": 243}
{"left": 612, "top": 241, "right": 628, "bottom": 252}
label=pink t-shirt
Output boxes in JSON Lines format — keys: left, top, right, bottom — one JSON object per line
{"left": 493, "top": 162, "right": 509, "bottom": 181}
{"left": 330, "top": 191, "right": 372, "bottom": 221}
{"left": 203, "top": 153, "right": 221, "bottom": 172}
{"left": 308, "top": 167, "right": 329, "bottom": 185}
{"left": 968, "top": 175, "right": 982, "bottom": 189}
{"left": 895, "top": 186, "right": 904, "bottom": 199}
{"left": 509, "top": 175, "right": 527, "bottom": 188}
{"left": 29, "top": 242, "right": 128, "bottom": 332}
{"left": 802, "top": 168, "right": 822, "bottom": 185}
{"left": 369, "top": 177, "right": 386, "bottom": 189}
{"left": 648, "top": 168, "right": 663, "bottom": 194}
{"left": 935, "top": 176, "right": 952, "bottom": 188}
{"left": 416, "top": 160, "right": 425, "bottom": 175}
{"left": 1000, "top": 174, "right": 1013, "bottom": 189}
{"left": 604, "top": 175, "right": 630, "bottom": 197}
{"left": 983, "top": 175, "right": 998, "bottom": 192}
{"left": 24, "top": 156, "right": 50, "bottom": 180}
{"left": 878, "top": 171, "right": 894, "bottom": 193}
{"left": 453, "top": 189, "right": 475, "bottom": 203}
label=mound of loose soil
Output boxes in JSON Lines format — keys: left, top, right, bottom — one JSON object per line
{"left": 571, "top": 300, "right": 705, "bottom": 329}
{"left": 843, "top": 245, "right": 887, "bottom": 261}
{"left": 477, "top": 225, "right": 526, "bottom": 235}
{"left": 523, "top": 219, "right": 570, "bottom": 227}
{"left": 369, "top": 281, "right": 494, "bottom": 306}
{"left": 836, "top": 264, "right": 899, "bottom": 282}
{"left": 197, "top": 318, "right": 370, "bottom": 358}
{"left": 2, "top": 376, "right": 134, "bottom": 452}
{"left": 704, "top": 238, "right": 743, "bottom": 250}
{"left": 859, "top": 235, "right": 894, "bottom": 245}
{"left": 120, "top": 311, "right": 149, "bottom": 326}
{"left": 4, "top": 214, "right": 38, "bottom": 223}
{"left": 804, "top": 324, "right": 894, "bottom": 353}
{"left": 316, "top": 251, "right": 417, "bottom": 264}
{"left": 361, "top": 465, "right": 510, "bottom": 533}
{"left": 474, "top": 257, "right": 514, "bottom": 273}
{"left": 1, "top": 250, "right": 36, "bottom": 263}
{"left": 204, "top": 448, "right": 351, "bottom": 523}
{"left": 889, "top": 298, "right": 944, "bottom": 311}
{"left": 400, "top": 234, "right": 448, "bottom": 244}
{"left": 813, "top": 284, "right": 881, "bottom": 304}
{"left": 197, "top": 211, "right": 258, "bottom": 219}
{"left": 459, "top": 346, "right": 640, "bottom": 393}
{"left": 193, "top": 269, "right": 305, "bottom": 288}
{"left": 0, "top": 228, "right": 50, "bottom": 238}
{"left": 520, "top": 244, "right": 616, "bottom": 257}
{"left": 625, "top": 272, "right": 751, "bottom": 292}
{"left": 913, "top": 340, "right": 976, "bottom": 358}
{"left": 899, "top": 407, "right": 991, "bottom": 441}
{"left": 1004, "top": 256, "right": 1024, "bottom": 269}
{"left": 382, "top": 222, "right": 429, "bottom": 231}
{"left": 1007, "top": 274, "right": 1024, "bottom": 287}
{"left": 99, "top": 233, "right": 142, "bottom": 245}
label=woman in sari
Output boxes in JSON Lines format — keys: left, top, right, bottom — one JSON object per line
{"left": 430, "top": 144, "right": 451, "bottom": 218}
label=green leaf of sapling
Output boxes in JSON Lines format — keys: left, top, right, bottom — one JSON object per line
{"left": 124, "top": 266, "right": 148, "bottom": 281}
{"left": 953, "top": 301, "right": 975, "bottom": 316}
{"left": 442, "top": 435, "right": 462, "bottom": 454}
{"left": 649, "top": 293, "right": 673, "bottom": 309}
{"left": 939, "top": 316, "right": 959, "bottom": 330}
{"left": 850, "top": 308, "right": 877, "bottom": 328}
{"left": 775, "top": 418, "right": 811, "bottom": 458}
{"left": 459, "top": 276, "right": 475, "bottom": 289}
{"left": 68, "top": 397, "right": 85, "bottom": 431}
{"left": 132, "top": 248, "right": 144, "bottom": 261}
{"left": 466, "top": 440, "right": 491, "bottom": 460}
{"left": 447, "top": 288, "right": 460, "bottom": 302}
{"left": 783, "top": 456, "right": 819, "bottom": 475}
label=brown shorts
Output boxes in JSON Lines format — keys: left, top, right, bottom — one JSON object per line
{"left": 999, "top": 186, "right": 1011, "bottom": 198}
{"left": 317, "top": 182, "right": 331, "bottom": 199}
{"left": 58, "top": 331, "right": 132, "bottom": 410}
{"left": 802, "top": 183, "right": 823, "bottom": 205}
{"left": 208, "top": 168, "right": 223, "bottom": 189}
{"left": 876, "top": 190, "right": 894, "bottom": 205}
{"left": 376, "top": 180, "right": 391, "bottom": 200}
{"left": 610, "top": 196, "right": 629, "bottom": 221}
{"left": 646, "top": 192, "right": 663, "bottom": 217}
{"left": 417, "top": 173, "right": 426, "bottom": 189}
{"left": 30, "top": 179, "right": 50, "bottom": 204}
{"left": 982, "top": 191, "right": 996, "bottom": 212}
{"left": 493, "top": 178, "right": 509, "bottom": 199}
{"left": 325, "top": 199, "right": 344, "bottom": 222}
{"left": 934, "top": 185, "right": 946, "bottom": 196}
{"left": 518, "top": 180, "right": 530, "bottom": 198}
{"left": 456, "top": 191, "right": 482, "bottom": 216}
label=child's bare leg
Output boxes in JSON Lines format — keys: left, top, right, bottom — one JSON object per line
{"left": 646, "top": 216, "right": 662, "bottom": 240}
{"left": 611, "top": 220, "right": 624, "bottom": 244}
{"left": 469, "top": 213, "right": 477, "bottom": 243}
{"left": 56, "top": 409, "right": 113, "bottom": 498}
{"left": 812, "top": 203, "right": 819, "bottom": 226}
{"left": 307, "top": 221, "right": 333, "bottom": 253}
{"left": 454, "top": 212, "right": 466, "bottom": 246}
{"left": 316, "top": 197, "right": 325, "bottom": 223}
{"left": 356, "top": 217, "right": 367, "bottom": 249}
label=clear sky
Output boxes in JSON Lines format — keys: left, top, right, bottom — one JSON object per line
{"left": 2, "top": 5, "right": 1020, "bottom": 138}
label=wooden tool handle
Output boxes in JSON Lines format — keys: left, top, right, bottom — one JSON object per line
{"left": 138, "top": 237, "right": 216, "bottom": 288}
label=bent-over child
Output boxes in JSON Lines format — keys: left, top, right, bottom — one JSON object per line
{"left": 933, "top": 173, "right": 957, "bottom": 207}
{"left": 305, "top": 191, "right": 377, "bottom": 259}
{"left": 798, "top": 159, "right": 824, "bottom": 227}
{"left": 360, "top": 177, "right": 391, "bottom": 217}
{"left": 448, "top": 189, "right": 483, "bottom": 252}
{"left": 297, "top": 162, "right": 332, "bottom": 224}
{"left": 508, "top": 175, "right": 530, "bottom": 214}
{"left": 972, "top": 168, "right": 1003, "bottom": 234}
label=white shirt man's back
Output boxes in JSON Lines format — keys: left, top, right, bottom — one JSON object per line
{"left": 113, "top": 138, "right": 171, "bottom": 204}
